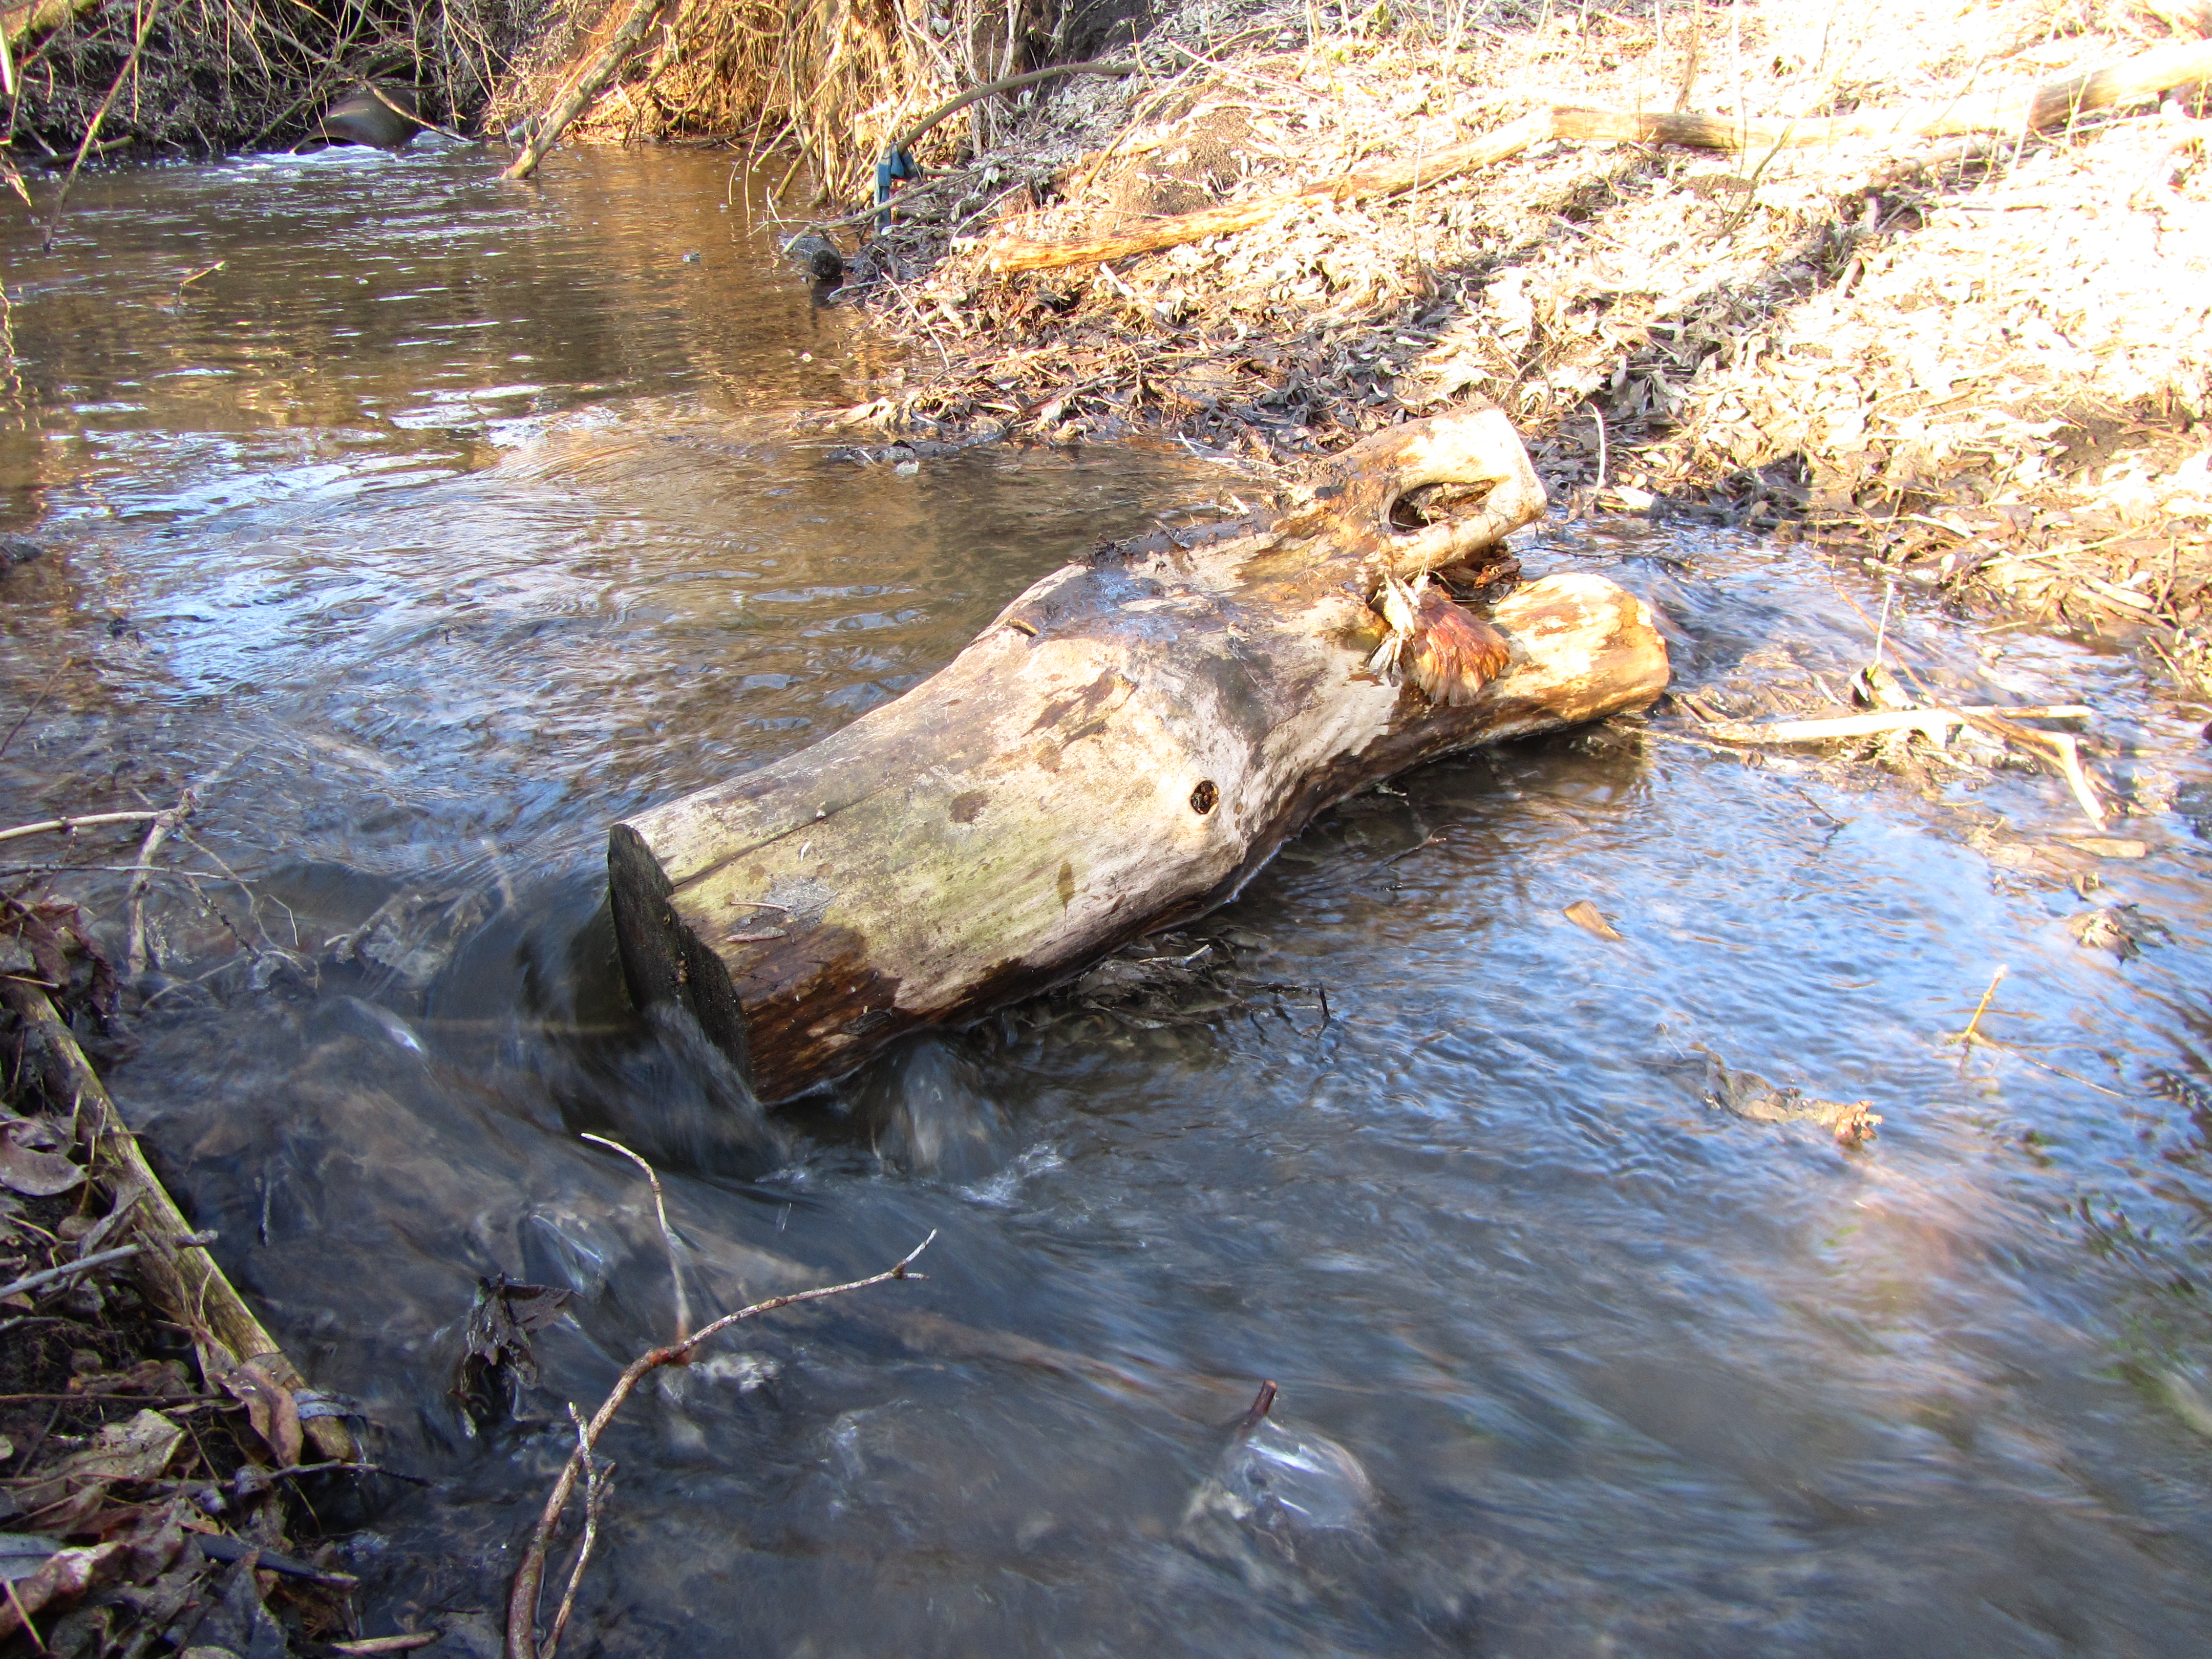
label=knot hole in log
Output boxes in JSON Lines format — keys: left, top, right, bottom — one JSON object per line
{"left": 1190, "top": 780, "right": 1219, "bottom": 815}
{"left": 1388, "top": 481, "right": 1500, "bottom": 533}
{"left": 1298, "top": 406, "right": 1549, "bottom": 578}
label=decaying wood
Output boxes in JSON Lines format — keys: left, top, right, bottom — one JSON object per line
{"left": 984, "top": 39, "right": 2212, "bottom": 272}
{"left": 609, "top": 409, "right": 1670, "bottom": 1103}
{"left": 0, "top": 980, "right": 355, "bottom": 1461}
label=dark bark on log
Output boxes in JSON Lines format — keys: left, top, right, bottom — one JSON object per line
{"left": 609, "top": 410, "right": 1669, "bottom": 1103}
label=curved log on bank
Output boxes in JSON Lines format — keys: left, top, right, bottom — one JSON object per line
{"left": 609, "top": 410, "right": 1670, "bottom": 1102}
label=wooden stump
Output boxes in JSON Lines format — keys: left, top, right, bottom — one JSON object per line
{"left": 610, "top": 410, "right": 1670, "bottom": 1102}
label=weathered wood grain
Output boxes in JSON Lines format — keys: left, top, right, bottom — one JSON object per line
{"left": 611, "top": 409, "right": 1669, "bottom": 1102}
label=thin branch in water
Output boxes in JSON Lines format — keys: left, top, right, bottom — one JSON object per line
{"left": 580, "top": 1132, "right": 689, "bottom": 1344}
{"left": 125, "top": 787, "right": 196, "bottom": 977}
{"left": 0, "top": 656, "right": 77, "bottom": 761}
{"left": 505, "top": 1230, "right": 936, "bottom": 1659}
{"left": 542, "top": 1403, "right": 610, "bottom": 1659}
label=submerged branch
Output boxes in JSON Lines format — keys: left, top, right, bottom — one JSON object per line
{"left": 503, "top": 1230, "right": 936, "bottom": 1659}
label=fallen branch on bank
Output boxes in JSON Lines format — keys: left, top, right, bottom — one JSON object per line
{"left": 0, "top": 979, "right": 356, "bottom": 1461}
{"left": 887, "top": 58, "right": 1136, "bottom": 156}
{"left": 503, "top": 0, "right": 677, "bottom": 180}
{"left": 984, "top": 38, "right": 2212, "bottom": 271}
{"left": 1691, "top": 704, "right": 2091, "bottom": 743}
{"left": 503, "top": 1225, "right": 935, "bottom": 1659}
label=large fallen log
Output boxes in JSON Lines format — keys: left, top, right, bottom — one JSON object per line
{"left": 609, "top": 409, "right": 1669, "bottom": 1102}
{"left": 984, "top": 38, "right": 2212, "bottom": 272}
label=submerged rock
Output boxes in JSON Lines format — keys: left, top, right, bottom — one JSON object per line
{"left": 319, "top": 84, "right": 423, "bottom": 149}
{"left": 1177, "top": 1386, "right": 1377, "bottom": 1598}
{"left": 782, "top": 231, "right": 844, "bottom": 286}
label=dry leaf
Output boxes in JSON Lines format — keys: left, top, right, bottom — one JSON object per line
{"left": 453, "top": 1276, "right": 573, "bottom": 1422}
{"left": 13, "top": 1410, "right": 185, "bottom": 1533}
{"left": 0, "top": 1515, "right": 180, "bottom": 1639}
{"left": 1562, "top": 900, "right": 1625, "bottom": 941}
{"left": 68, "top": 1359, "right": 195, "bottom": 1399}
{"left": 222, "top": 1360, "right": 304, "bottom": 1468}
{"left": 0, "top": 1119, "right": 84, "bottom": 1197}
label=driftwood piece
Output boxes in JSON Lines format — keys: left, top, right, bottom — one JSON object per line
{"left": 608, "top": 410, "right": 1670, "bottom": 1103}
{"left": 1, "top": 981, "right": 355, "bottom": 1461}
{"left": 984, "top": 39, "right": 2212, "bottom": 272}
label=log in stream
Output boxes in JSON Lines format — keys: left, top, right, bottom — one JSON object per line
{"left": 608, "top": 410, "right": 1670, "bottom": 1102}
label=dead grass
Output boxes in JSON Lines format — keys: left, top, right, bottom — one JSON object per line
{"left": 778, "top": 0, "right": 2212, "bottom": 648}
{"left": 490, "top": 0, "right": 1054, "bottom": 198}
{"left": 3, "top": 0, "right": 540, "bottom": 153}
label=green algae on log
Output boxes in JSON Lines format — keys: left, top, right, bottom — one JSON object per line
{"left": 608, "top": 409, "right": 1670, "bottom": 1102}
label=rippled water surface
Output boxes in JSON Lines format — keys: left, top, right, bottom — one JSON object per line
{"left": 5, "top": 143, "right": 2212, "bottom": 1657}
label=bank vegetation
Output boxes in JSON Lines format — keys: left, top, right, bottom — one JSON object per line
{"left": 7, "top": 0, "right": 2210, "bottom": 675}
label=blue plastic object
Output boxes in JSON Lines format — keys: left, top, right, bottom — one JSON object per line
{"left": 874, "top": 147, "right": 921, "bottom": 228}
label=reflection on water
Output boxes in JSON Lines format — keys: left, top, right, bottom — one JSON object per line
{"left": 5, "top": 143, "right": 2212, "bottom": 1656}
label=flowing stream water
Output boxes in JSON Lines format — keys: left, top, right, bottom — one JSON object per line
{"left": 4, "top": 142, "right": 2212, "bottom": 1657}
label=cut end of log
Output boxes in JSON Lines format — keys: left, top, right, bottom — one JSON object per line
{"left": 608, "top": 822, "right": 753, "bottom": 1079}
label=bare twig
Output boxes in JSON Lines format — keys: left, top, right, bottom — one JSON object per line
{"left": 0, "top": 810, "right": 166, "bottom": 846}
{"left": 1945, "top": 965, "right": 2007, "bottom": 1073}
{"left": 125, "top": 788, "right": 196, "bottom": 977}
{"left": 542, "top": 1404, "right": 609, "bottom": 1659}
{"left": 580, "top": 1133, "right": 689, "bottom": 1344}
{"left": 0, "top": 1241, "right": 141, "bottom": 1302}
{"left": 504, "top": 1231, "right": 937, "bottom": 1659}
{"left": 40, "top": 0, "right": 165, "bottom": 250}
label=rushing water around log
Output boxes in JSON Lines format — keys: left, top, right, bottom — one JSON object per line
{"left": 6, "top": 143, "right": 2212, "bottom": 1656}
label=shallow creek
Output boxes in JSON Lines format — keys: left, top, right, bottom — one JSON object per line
{"left": 4, "top": 142, "right": 2212, "bottom": 1657}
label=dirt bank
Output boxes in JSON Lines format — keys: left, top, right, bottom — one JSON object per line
{"left": 738, "top": 0, "right": 2210, "bottom": 696}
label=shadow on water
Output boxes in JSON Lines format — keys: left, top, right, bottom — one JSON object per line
{"left": 4, "top": 143, "right": 2212, "bottom": 1655}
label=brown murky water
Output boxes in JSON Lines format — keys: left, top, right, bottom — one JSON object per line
{"left": 5, "top": 142, "right": 2212, "bottom": 1657}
